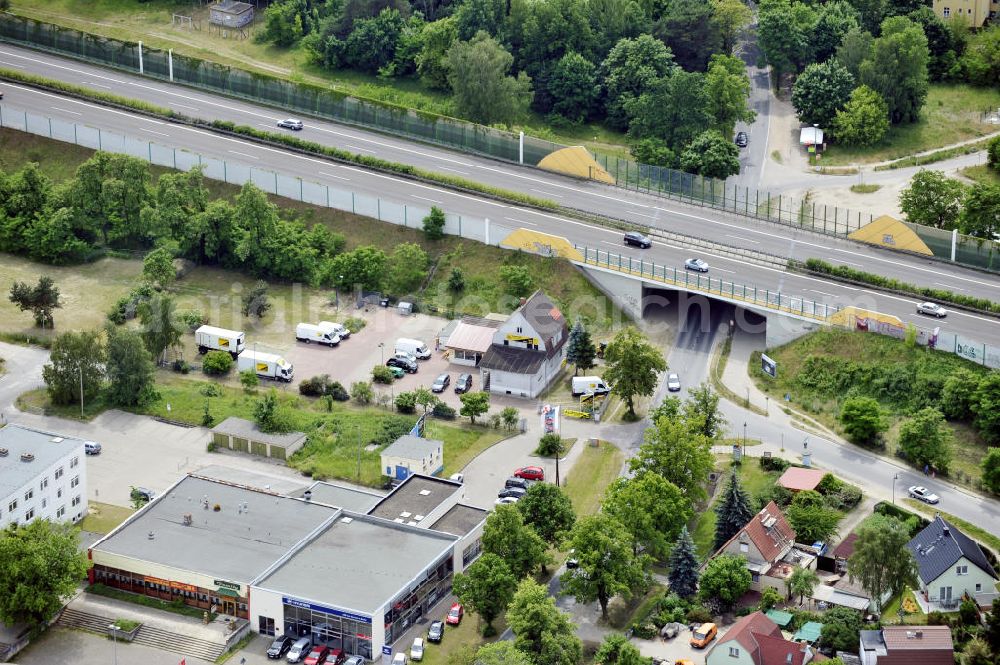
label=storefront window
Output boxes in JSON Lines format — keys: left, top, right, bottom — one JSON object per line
{"left": 281, "top": 604, "right": 373, "bottom": 660}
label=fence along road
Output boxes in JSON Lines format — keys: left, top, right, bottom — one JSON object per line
{"left": 1, "top": 40, "right": 999, "bottom": 282}
{"left": 2, "top": 102, "right": 998, "bottom": 345}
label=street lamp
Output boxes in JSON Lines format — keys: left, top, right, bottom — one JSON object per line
{"left": 743, "top": 421, "right": 747, "bottom": 458}
{"left": 78, "top": 365, "right": 84, "bottom": 418}
{"left": 892, "top": 473, "right": 899, "bottom": 505}
{"left": 378, "top": 342, "right": 385, "bottom": 365}
{"left": 108, "top": 623, "right": 120, "bottom": 665}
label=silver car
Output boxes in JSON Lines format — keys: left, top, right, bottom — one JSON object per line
{"left": 908, "top": 485, "right": 940, "bottom": 504}
{"left": 684, "top": 258, "right": 709, "bottom": 272}
{"left": 666, "top": 373, "right": 681, "bottom": 392}
{"left": 277, "top": 118, "right": 304, "bottom": 130}
{"left": 916, "top": 302, "right": 947, "bottom": 318}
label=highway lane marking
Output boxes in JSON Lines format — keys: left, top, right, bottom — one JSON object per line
{"left": 7, "top": 82, "right": 171, "bottom": 126}
{"left": 413, "top": 195, "right": 443, "bottom": 204}
{"left": 935, "top": 282, "right": 965, "bottom": 291}
{"left": 228, "top": 150, "right": 259, "bottom": 159}
{"left": 439, "top": 167, "right": 470, "bottom": 175}
{"left": 85, "top": 81, "right": 112, "bottom": 90}
{"left": 726, "top": 234, "right": 759, "bottom": 244}
{"left": 319, "top": 171, "right": 350, "bottom": 181}
{"left": 632, "top": 212, "right": 657, "bottom": 219}
{"left": 51, "top": 106, "right": 81, "bottom": 115}
{"left": 141, "top": 128, "right": 170, "bottom": 137}
{"left": 710, "top": 267, "right": 736, "bottom": 274}
{"left": 170, "top": 103, "right": 200, "bottom": 111}
{"left": 833, "top": 259, "right": 863, "bottom": 267}
{"left": 504, "top": 217, "right": 538, "bottom": 227}
{"left": 860, "top": 289, "right": 997, "bottom": 325}
{"left": 347, "top": 145, "right": 375, "bottom": 154}
{"left": 531, "top": 189, "right": 563, "bottom": 198}
{"left": 810, "top": 289, "right": 835, "bottom": 297}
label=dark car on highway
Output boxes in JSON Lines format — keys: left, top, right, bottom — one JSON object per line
{"left": 624, "top": 231, "right": 652, "bottom": 248}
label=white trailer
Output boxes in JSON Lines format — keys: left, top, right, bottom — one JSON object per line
{"left": 296, "top": 323, "right": 340, "bottom": 346}
{"left": 318, "top": 320, "right": 350, "bottom": 339}
{"left": 195, "top": 325, "right": 246, "bottom": 357}
{"left": 238, "top": 350, "right": 294, "bottom": 382}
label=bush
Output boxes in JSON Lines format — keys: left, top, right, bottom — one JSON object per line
{"left": 926, "top": 611, "right": 952, "bottom": 626}
{"left": 372, "top": 365, "right": 395, "bottom": 384}
{"left": 759, "top": 456, "right": 790, "bottom": 472}
{"left": 171, "top": 359, "right": 191, "bottom": 374}
{"left": 202, "top": 351, "right": 234, "bottom": 375}
{"left": 343, "top": 317, "right": 366, "bottom": 333}
{"left": 107, "top": 283, "right": 154, "bottom": 324}
{"left": 629, "top": 623, "right": 657, "bottom": 639}
{"left": 499, "top": 265, "right": 534, "bottom": 298}
{"left": 328, "top": 381, "right": 349, "bottom": 401}
{"left": 685, "top": 606, "right": 713, "bottom": 624}
{"left": 179, "top": 309, "right": 206, "bottom": 330}
{"left": 395, "top": 391, "right": 417, "bottom": 413}
{"left": 535, "top": 433, "right": 564, "bottom": 456}
{"left": 351, "top": 381, "right": 374, "bottom": 404}
{"left": 755, "top": 484, "right": 793, "bottom": 510}
{"left": 373, "top": 416, "right": 415, "bottom": 446}
{"left": 432, "top": 402, "right": 457, "bottom": 419}
{"left": 299, "top": 375, "right": 350, "bottom": 400}
{"left": 240, "top": 369, "right": 259, "bottom": 393}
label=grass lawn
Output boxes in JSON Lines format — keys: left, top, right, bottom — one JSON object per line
{"left": 79, "top": 502, "right": 135, "bottom": 535}
{"left": 960, "top": 164, "right": 1000, "bottom": 186}
{"left": 821, "top": 85, "right": 1000, "bottom": 165}
{"left": 605, "top": 582, "right": 666, "bottom": 630}
{"left": 564, "top": 441, "right": 624, "bottom": 517}
{"left": 881, "top": 588, "right": 928, "bottom": 626}
{"left": 418, "top": 614, "right": 508, "bottom": 665}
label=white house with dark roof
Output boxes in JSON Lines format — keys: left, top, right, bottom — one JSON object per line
{"left": 478, "top": 291, "right": 568, "bottom": 398}
{"left": 905, "top": 515, "right": 998, "bottom": 611}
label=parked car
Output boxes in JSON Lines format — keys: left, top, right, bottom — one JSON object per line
{"left": 431, "top": 374, "right": 450, "bottom": 393}
{"left": 345, "top": 658, "right": 364, "bottom": 665}
{"left": 267, "top": 635, "right": 295, "bottom": 659}
{"left": 410, "top": 638, "right": 424, "bottom": 661}
{"left": 916, "top": 302, "right": 947, "bottom": 318}
{"left": 131, "top": 487, "right": 155, "bottom": 503}
{"left": 427, "top": 620, "right": 445, "bottom": 643}
{"left": 391, "top": 654, "right": 407, "bottom": 665}
{"left": 666, "top": 373, "right": 681, "bottom": 392}
{"left": 449, "top": 473, "right": 464, "bottom": 483}
{"left": 735, "top": 131, "right": 748, "bottom": 147}
{"left": 286, "top": 637, "right": 313, "bottom": 663}
{"left": 624, "top": 231, "right": 652, "bottom": 248}
{"left": 386, "top": 356, "right": 418, "bottom": 374}
{"left": 505, "top": 476, "right": 534, "bottom": 490}
{"left": 325, "top": 650, "right": 346, "bottom": 665}
{"left": 514, "top": 466, "right": 544, "bottom": 481}
{"left": 303, "top": 645, "right": 330, "bottom": 665}
{"left": 387, "top": 366, "right": 405, "bottom": 379}
{"left": 909, "top": 486, "right": 940, "bottom": 504}
{"left": 454, "top": 373, "right": 473, "bottom": 393}
{"left": 495, "top": 496, "right": 520, "bottom": 506}
{"left": 84, "top": 440, "right": 102, "bottom": 455}
{"left": 684, "top": 258, "right": 710, "bottom": 273}
{"left": 277, "top": 118, "right": 304, "bottom": 130}
{"left": 446, "top": 603, "right": 464, "bottom": 625}
{"left": 690, "top": 623, "right": 717, "bottom": 648}
{"left": 497, "top": 487, "right": 527, "bottom": 500}
{"left": 566, "top": 548, "right": 579, "bottom": 569}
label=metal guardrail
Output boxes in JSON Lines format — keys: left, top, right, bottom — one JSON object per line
{"left": 574, "top": 245, "right": 839, "bottom": 323}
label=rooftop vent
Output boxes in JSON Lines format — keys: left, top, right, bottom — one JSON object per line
{"left": 942, "top": 525, "right": 950, "bottom": 536}
{"left": 401, "top": 511, "right": 412, "bottom": 518}
{"left": 304, "top": 490, "right": 313, "bottom": 502}
{"left": 50, "top": 437, "right": 63, "bottom": 443}
{"left": 182, "top": 514, "right": 193, "bottom": 526}
{"left": 419, "top": 489, "right": 431, "bottom": 496}
{"left": 407, "top": 521, "right": 418, "bottom": 526}
{"left": 763, "top": 516, "right": 777, "bottom": 529}
{"left": 341, "top": 517, "right": 353, "bottom": 524}
{"left": 414, "top": 515, "right": 425, "bottom": 521}
{"left": 0, "top": 448, "right": 7, "bottom": 457}
{"left": 20, "top": 453, "right": 34, "bottom": 462}
{"left": 394, "top": 518, "right": 405, "bottom": 524}
{"left": 148, "top": 531, "right": 155, "bottom": 540}
{"left": 906, "top": 630, "right": 924, "bottom": 639}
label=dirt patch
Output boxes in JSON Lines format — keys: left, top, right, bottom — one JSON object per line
{"left": 782, "top": 179, "right": 906, "bottom": 221}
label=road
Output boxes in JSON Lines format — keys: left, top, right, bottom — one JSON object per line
{"left": 731, "top": 17, "right": 770, "bottom": 192}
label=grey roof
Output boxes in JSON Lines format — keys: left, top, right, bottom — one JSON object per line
{"left": 479, "top": 344, "right": 547, "bottom": 374}
{"left": 0, "top": 424, "right": 85, "bottom": 499}
{"left": 256, "top": 514, "right": 456, "bottom": 614}
{"left": 430, "top": 504, "right": 488, "bottom": 537}
{"left": 367, "top": 474, "right": 462, "bottom": 523}
{"left": 518, "top": 291, "right": 568, "bottom": 354}
{"left": 212, "top": 417, "right": 306, "bottom": 448}
{"left": 906, "top": 515, "right": 997, "bottom": 584}
{"left": 92, "top": 475, "right": 337, "bottom": 584}
{"left": 860, "top": 630, "right": 885, "bottom": 650}
{"left": 193, "top": 464, "right": 312, "bottom": 497}
{"left": 460, "top": 315, "right": 502, "bottom": 328}
{"left": 299, "top": 481, "right": 384, "bottom": 513}
{"left": 382, "top": 435, "right": 443, "bottom": 461}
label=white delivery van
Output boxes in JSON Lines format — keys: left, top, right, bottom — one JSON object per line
{"left": 195, "top": 325, "right": 246, "bottom": 358}
{"left": 295, "top": 322, "right": 340, "bottom": 346}
{"left": 571, "top": 376, "right": 610, "bottom": 396}
{"left": 237, "top": 350, "right": 294, "bottom": 382}
{"left": 318, "top": 320, "right": 350, "bottom": 340}
{"left": 395, "top": 338, "right": 431, "bottom": 360}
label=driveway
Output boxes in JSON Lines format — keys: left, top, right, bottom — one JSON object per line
{"left": 0, "top": 340, "right": 48, "bottom": 413}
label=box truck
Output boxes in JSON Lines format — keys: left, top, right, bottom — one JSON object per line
{"left": 195, "top": 326, "right": 246, "bottom": 358}
{"left": 395, "top": 338, "right": 431, "bottom": 360}
{"left": 295, "top": 323, "right": 340, "bottom": 346}
{"left": 238, "top": 350, "right": 294, "bottom": 382}
{"left": 571, "top": 376, "right": 610, "bottom": 396}
{"left": 318, "top": 321, "right": 350, "bottom": 340}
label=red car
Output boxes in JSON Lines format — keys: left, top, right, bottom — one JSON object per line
{"left": 514, "top": 466, "right": 544, "bottom": 481}
{"left": 446, "top": 603, "right": 464, "bottom": 625}
{"left": 326, "top": 649, "right": 346, "bottom": 665}
{"left": 303, "top": 646, "right": 331, "bottom": 665}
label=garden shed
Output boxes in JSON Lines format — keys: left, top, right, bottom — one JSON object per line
{"left": 211, "top": 416, "right": 306, "bottom": 460}
{"left": 209, "top": 0, "right": 254, "bottom": 28}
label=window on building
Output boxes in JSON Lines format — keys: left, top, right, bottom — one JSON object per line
{"left": 71, "top": 476, "right": 80, "bottom": 488}
{"left": 25, "top": 509, "right": 34, "bottom": 521}
{"left": 976, "top": 583, "right": 983, "bottom": 592}
{"left": 957, "top": 565, "right": 968, "bottom": 575}
{"left": 55, "top": 467, "right": 64, "bottom": 480}
{"left": 56, "top": 506, "right": 65, "bottom": 518}
{"left": 71, "top": 496, "right": 81, "bottom": 507}
{"left": 42, "top": 498, "right": 47, "bottom": 509}
{"left": 729, "top": 647, "right": 740, "bottom": 657}
{"left": 71, "top": 456, "right": 79, "bottom": 469}
{"left": 25, "top": 489, "right": 34, "bottom": 501}
{"left": 739, "top": 542, "right": 749, "bottom": 553}
{"left": 8, "top": 500, "right": 17, "bottom": 512}
{"left": 57, "top": 488, "right": 63, "bottom": 498}
{"left": 40, "top": 478, "right": 48, "bottom": 491}
{"left": 516, "top": 326, "right": 523, "bottom": 333}
{"left": 943, "top": 7, "right": 951, "bottom": 16}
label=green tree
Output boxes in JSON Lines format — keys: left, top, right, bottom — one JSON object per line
{"left": 142, "top": 166, "right": 208, "bottom": 241}
{"left": 482, "top": 504, "right": 549, "bottom": 578}
{"left": 459, "top": 391, "right": 490, "bottom": 424}
{"left": 452, "top": 553, "right": 518, "bottom": 635}
{"left": 786, "top": 501, "right": 841, "bottom": 543}
{"left": 9, "top": 276, "right": 62, "bottom": 328}
{"left": 21, "top": 207, "right": 92, "bottom": 265}
{"left": 517, "top": 482, "right": 575, "bottom": 548}
{"left": 960, "top": 25, "right": 1000, "bottom": 87}
{"left": 972, "top": 372, "right": 1000, "bottom": 443}
{"left": 986, "top": 597, "right": 1000, "bottom": 652}
{"left": 840, "top": 395, "right": 887, "bottom": 445}
{"left": 960, "top": 184, "right": 1000, "bottom": 241}
{"left": 506, "top": 579, "right": 582, "bottom": 665}
{"left": 685, "top": 382, "right": 726, "bottom": 439}
{"left": 0, "top": 162, "right": 53, "bottom": 255}
{"left": 604, "top": 473, "right": 691, "bottom": 558}
{"left": 601, "top": 34, "right": 675, "bottom": 130}
{"left": 940, "top": 369, "right": 982, "bottom": 420}
{"left": 422, "top": 206, "right": 446, "bottom": 240}
{"left": 812, "top": 1, "right": 860, "bottom": 63}
{"left": 836, "top": 27, "right": 875, "bottom": 79}
{"left": 626, "top": 70, "right": 711, "bottom": 153}
{"left": 344, "top": 8, "right": 406, "bottom": 73}
{"left": 351, "top": 380, "right": 374, "bottom": 404}
{"left": 0, "top": 520, "right": 88, "bottom": 626}
{"left": 832, "top": 85, "right": 890, "bottom": 146}
{"left": 561, "top": 514, "right": 649, "bottom": 620}
{"left": 202, "top": 350, "right": 234, "bottom": 376}
{"left": 499, "top": 265, "right": 534, "bottom": 297}
{"left": 982, "top": 447, "right": 1000, "bottom": 494}
{"left": 848, "top": 513, "right": 918, "bottom": 613}
{"left": 240, "top": 369, "right": 259, "bottom": 393}
{"left": 474, "top": 642, "right": 533, "bottom": 665}
{"left": 848, "top": 0, "right": 886, "bottom": 34}
{"left": 630, "top": 414, "right": 714, "bottom": 501}
{"left": 594, "top": 633, "right": 646, "bottom": 665}
{"left": 699, "top": 553, "right": 751, "bottom": 609}
{"left": 413, "top": 386, "right": 438, "bottom": 414}
{"left": 791, "top": 60, "right": 855, "bottom": 128}
{"left": 705, "top": 54, "right": 755, "bottom": 137}
{"left": 104, "top": 326, "right": 157, "bottom": 407}
{"left": 653, "top": 0, "right": 722, "bottom": 71}
{"left": 241, "top": 279, "right": 271, "bottom": 319}
{"left": 447, "top": 267, "right": 465, "bottom": 293}
{"left": 547, "top": 52, "right": 599, "bottom": 123}
{"left": 757, "top": 0, "right": 817, "bottom": 80}
{"left": 253, "top": 389, "right": 287, "bottom": 433}
{"left": 899, "top": 170, "right": 967, "bottom": 230}
{"left": 448, "top": 32, "right": 533, "bottom": 127}
{"left": 416, "top": 17, "right": 456, "bottom": 89}
{"left": 138, "top": 293, "right": 183, "bottom": 365}
{"left": 328, "top": 246, "right": 388, "bottom": 291}
{"left": 819, "top": 606, "right": 864, "bottom": 653}
{"left": 232, "top": 182, "right": 279, "bottom": 273}
{"left": 565, "top": 319, "right": 596, "bottom": 375}
{"left": 454, "top": 0, "right": 506, "bottom": 40}
{"left": 759, "top": 586, "right": 783, "bottom": 611}
{"left": 588, "top": 0, "right": 648, "bottom": 58}
{"left": 667, "top": 526, "right": 700, "bottom": 599}
{"left": 602, "top": 326, "right": 667, "bottom": 418}
{"left": 989, "top": 136, "right": 1000, "bottom": 172}
{"left": 679, "top": 130, "right": 741, "bottom": 179}
{"left": 898, "top": 407, "right": 953, "bottom": 472}
{"left": 387, "top": 242, "right": 429, "bottom": 294}
{"left": 536, "top": 432, "right": 564, "bottom": 457}
{"left": 860, "top": 16, "right": 929, "bottom": 124}
{"left": 961, "top": 637, "right": 993, "bottom": 665}
{"left": 501, "top": 406, "right": 519, "bottom": 431}
{"left": 713, "top": 471, "right": 754, "bottom": 551}
{"left": 141, "top": 247, "right": 176, "bottom": 288}
{"left": 711, "top": 0, "right": 752, "bottom": 53}
{"left": 629, "top": 138, "right": 676, "bottom": 168}
{"left": 787, "top": 567, "right": 820, "bottom": 605}
{"left": 42, "top": 330, "right": 105, "bottom": 407}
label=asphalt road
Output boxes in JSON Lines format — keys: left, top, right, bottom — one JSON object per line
{"left": 730, "top": 19, "right": 770, "bottom": 192}
{"left": 1, "top": 45, "right": 999, "bottom": 302}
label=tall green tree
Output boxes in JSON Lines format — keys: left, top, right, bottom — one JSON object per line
{"left": 812, "top": 1, "right": 860, "bottom": 64}
{"left": 42, "top": 330, "right": 105, "bottom": 407}
{"left": 832, "top": 84, "right": 889, "bottom": 146}
{"left": 983, "top": 447, "right": 1000, "bottom": 495}
{"left": 482, "top": 504, "right": 549, "bottom": 578}
{"left": 415, "top": 16, "right": 456, "bottom": 89}
{"left": 459, "top": 391, "right": 490, "bottom": 424}
{"left": 588, "top": 0, "right": 648, "bottom": 59}
{"left": 547, "top": 52, "right": 600, "bottom": 123}
{"left": 713, "top": 471, "right": 753, "bottom": 551}
{"left": 474, "top": 642, "right": 534, "bottom": 665}
{"left": 899, "top": 170, "right": 967, "bottom": 230}
{"left": 848, "top": 514, "right": 918, "bottom": 613}
{"left": 787, "top": 567, "right": 820, "bottom": 604}
{"left": 859, "top": 16, "right": 929, "bottom": 124}
{"left": 960, "top": 184, "right": 1000, "bottom": 241}
{"left": 104, "top": 325, "right": 157, "bottom": 408}
{"left": 603, "top": 473, "right": 691, "bottom": 558}
{"left": 787, "top": 498, "right": 841, "bottom": 543}
{"left": 679, "top": 130, "right": 741, "bottom": 179}
{"left": 233, "top": 182, "right": 280, "bottom": 273}
{"left": 757, "top": 0, "right": 817, "bottom": 79}
{"left": 710, "top": 0, "right": 752, "bottom": 53}
{"left": 601, "top": 34, "right": 675, "bottom": 131}
{"left": 626, "top": 70, "right": 711, "bottom": 153}
{"left": 653, "top": 0, "right": 722, "bottom": 71}
{"left": 594, "top": 633, "right": 646, "bottom": 665}
{"left": 517, "top": 483, "right": 576, "bottom": 549}
{"left": 898, "top": 407, "right": 953, "bottom": 472}
{"left": 667, "top": 526, "right": 700, "bottom": 599}
{"left": 138, "top": 292, "right": 183, "bottom": 365}
{"left": 602, "top": 326, "right": 667, "bottom": 418}
{"left": 705, "top": 54, "right": 755, "bottom": 137}
{"left": 506, "top": 579, "right": 582, "bottom": 665}
{"left": 561, "top": 514, "right": 649, "bottom": 620}
{"left": 699, "top": 553, "right": 751, "bottom": 609}
{"left": 685, "top": 382, "right": 726, "bottom": 439}
{"left": 454, "top": 0, "right": 506, "bottom": 40}
{"left": 791, "top": 60, "right": 855, "bottom": 128}
{"left": 839, "top": 395, "right": 887, "bottom": 445}
{"left": 836, "top": 27, "right": 875, "bottom": 79}
{"left": 960, "top": 24, "right": 1000, "bottom": 87}
{"left": 21, "top": 207, "right": 92, "bottom": 265}
{"left": 327, "top": 245, "right": 388, "bottom": 291}
{"left": 847, "top": 0, "right": 886, "bottom": 34}
{"left": 448, "top": 31, "right": 533, "bottom": 127}
{"left": 972, "top": 372, "right": 1000, "bottom": 443}
{"left": 630, "top": 413, "right": 714, "bottom": 500}
{"left": 0, "top": 520, "right": 88, "bottom": 626}
{"left": 452, "top": 553, "right": 518, "bottom": 635}
{"left": 344, "top": 8, "right": 407, "bottom": 73}
{"left": 181, "top": 199, "right": 237, "bottom": 264}
{"left": 819, "top": 606, "right": 864, "bottom": 653}
{"left": 9, "top": 276, "right": 62, "bottom": 328}
{"left": 387, "top": 242, "right": 429, "bottom": 293}
{"left": 565, "top": 319, "right": 596, "bottom": 375}
{"left": 142, "top": 247, "right": 176, "bottom": 289}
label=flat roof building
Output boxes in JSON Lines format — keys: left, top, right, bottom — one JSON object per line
{"left": 380, "top": 435, "right": 445, "bottom": 484}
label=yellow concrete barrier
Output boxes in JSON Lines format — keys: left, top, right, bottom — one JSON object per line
{"left": 500, "top": 228, "right": 584, "bottom": 260}
{"left": 538, "top": 146, "right": 616, "bottom": 184}
{"left": 848, "top": 215, "right": 932, "bottom": 255}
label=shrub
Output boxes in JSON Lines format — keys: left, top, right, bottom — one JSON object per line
{"left": 202, "top": 351, "right": 234, "bottom": 375}
{"left": 685, "top": 606, "right": 713, "bottom": 624}
{"left": 499, "top": 265, "right": 534, "bottom": 298}
{"left": 432, "top": 402, "right": 457, "bottom": 419}
{"left": 328, "top": 381, "right": 349, "bottom": 401}
{"left": 299, "top": 375, "right": 332, "bottom": 397}
{"left": 448, "top": 267, "right": 465, "bottom": 293}
{"left": 759, "top": 456, "right": 790, "bottom": 472}
{"left": 373, "top": 416, "right": 415, "bottom": 446}
{"left": 535, "top": 433, "right": 564, "bottom": 456}
{"left": 343, "top": 317, "right": 366, "bottom": 333}
{"left": 395, "top": 391, "right": 417, "bottom": 413}
{"left": 351, "top": 381, "right": 374, "bottom": 404}
{"left": 240, "top": 369, "right": 259, "bottom": 393}
{"left": 372, "top": 365, "right": 395, "bottom": 384}
{"left": 926, "top": 611, "right": 951, "bottom": 626}
{"left": 171, "top": 359, "right": 191, "bottom": 374}
{"left": 179, "top": 309, "right": 207, "bottom": 330}
{"left": 630, "top": 623, "right": 657, "bottom": 639}
{"left": 107, "top": 283, "right": 154, "bottom": 324}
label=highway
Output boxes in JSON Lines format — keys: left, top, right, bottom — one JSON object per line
{"left": 1, "top": 45, "right": 1000, "bottom": 302}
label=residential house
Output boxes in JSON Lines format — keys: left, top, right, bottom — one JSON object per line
{"left": 706, "top": 611, "right": 814, "bottom": 665}
{"left": 859, "top": 626, "right": 954, "bottom": 665}
{"left": 715, "top": 502, "right": 817, "bottom": 593}
{"left": 905, "top": 515, "right": 998, "bottom": 610}
{"left": 478, "top": 291, "right": 568, "bottom": 399}
{"left": 933, "top": 0, "right": 998, "bottom": 26}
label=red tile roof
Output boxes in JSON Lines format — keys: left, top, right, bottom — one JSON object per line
{"left": 754, "top": 632, "right": 808, "bottom": 665}
{"left": 715, "top": 612, "right": 812, "bottom": 665}
{"left": 777, "top": 467, "right": 826, "bottom": 492}
{"left": 721, "top": 502, "right": 796, "bottom": 564}
{"left": 882, "top": 626, "right": 953, "bottom": 652}
{"left": 832, "top": 532, "right": 859, "bottom": 559}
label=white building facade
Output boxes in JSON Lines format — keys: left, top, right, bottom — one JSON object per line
{"left": 0, "top": 424, "right": 88, "bottom": 528}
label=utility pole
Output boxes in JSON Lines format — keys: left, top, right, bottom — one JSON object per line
{"left": 355, "top": 425, "right": 363, "bottom": 481}
{"left": 79, "top": 365, "right": 84, "bottom": 418}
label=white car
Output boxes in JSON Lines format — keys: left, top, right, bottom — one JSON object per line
{"left": 909, "top": 485, "right": 940, "bottom": 504}
{"left": 916, "top": 302, "right": 947, "bottom": 318}
{"left": 666, "top": 373, "right": 681, "bottom": 392}
{"left": 684, "top": 258, "right": 709, "bottom": 272}
{"left": 410, "top": 637, "right": 424, "bottom": 661}
{"left": 392, "top": 653, "right": 407, "bottom": 665}
{"left": 495, "top": 496, "right": 519, "bottom": 507}
{"left": 277, "top": 118, "right": 304, "bottom": 130}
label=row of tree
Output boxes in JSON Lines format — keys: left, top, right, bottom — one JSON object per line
{"left": 899, "top": 168, "right": 1000, "bottom": 240}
